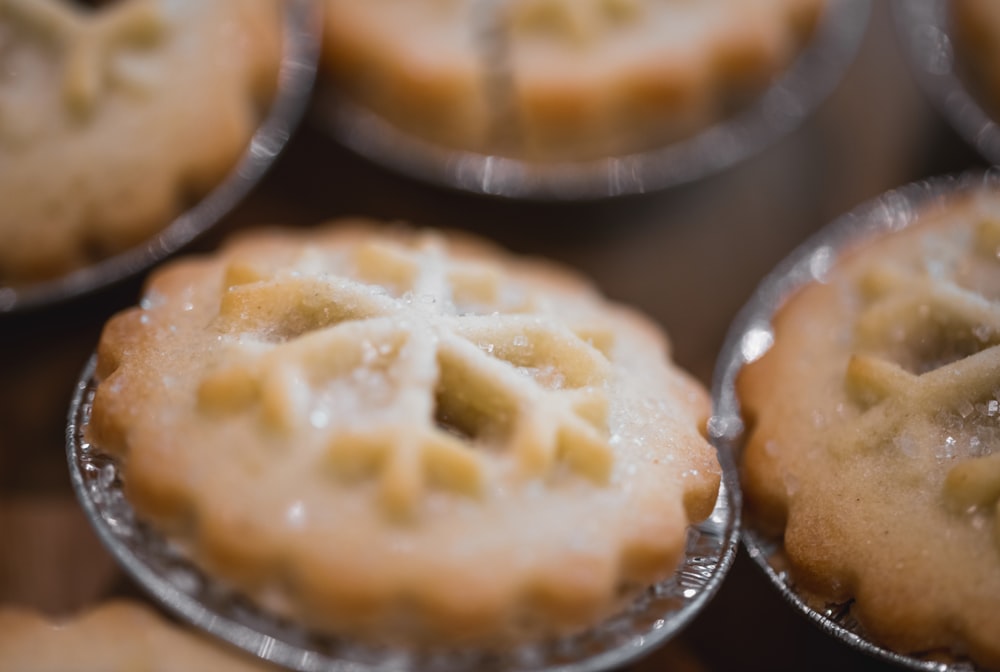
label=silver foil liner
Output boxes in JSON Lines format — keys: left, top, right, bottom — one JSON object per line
{"left": 893, "top": 0, "right": 1000, "bottom": 167}
{"left": 67, "top": 355, "right": 740, "bottom": 672}
{"left": 709, "top": 172, "right": 998, "bottom": 672}
{"left": 0, "top": 0, "right": 321, "bottom": 314}
{"left": 314, "top": 0, "right": 870, "bottom": 200}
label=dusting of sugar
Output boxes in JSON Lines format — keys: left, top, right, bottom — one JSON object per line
{"left": 515, "top": 365, "right": 565, "bottom": 390}
{"left": 933, "top": 398, "right": 1000, "bottom": 461}
{"left": 361, "top": 340, "right": 379, "bottom": 365}
{"left": 937, "top": 436, "right": 958, "bottom": 461}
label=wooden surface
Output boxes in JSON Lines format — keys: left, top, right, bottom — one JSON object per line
{"left": 0, "top": 3, "right": 989, "bottom": 670}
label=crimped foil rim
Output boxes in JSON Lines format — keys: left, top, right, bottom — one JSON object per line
{"left": 314, "top": 0, "right": 871, "bottom": 201}
{"left": 67, "top": 354, "right": 740, "bottom": 672}
{"left": 710, "top": 171, "right": 1000, "bottom": 672}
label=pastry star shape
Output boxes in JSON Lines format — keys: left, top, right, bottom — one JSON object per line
{"left": 844, "top": 262, "right": 1000, "bottom": 547}
{"left": 1, "top": 0, "right": 164, "bottom": 116}
{"left": 197, "top": 235, "right": 615, "bottom": 520}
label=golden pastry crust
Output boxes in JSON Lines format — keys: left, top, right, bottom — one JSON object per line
{"left": 322, "top": 0, "right": 826, "bottom": 161}
{"left": 0, "top": 601, "right": 278, "bottom": 671}
{"left": 951, "top": 0, "right": 1000, "bottom": 113}
{"left": 88, "top": 221, "right": 720, "bottom": 646}
{"left": 0, "top": 0, "right": 281, "bottom": 285}
{"left": 739, "top": 189, "right": 1000, "bottom": 669}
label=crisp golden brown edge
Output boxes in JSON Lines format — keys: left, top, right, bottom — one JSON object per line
{"left": 87, "top": 220, "right": 721, "bottom": 646}
{"left": 737, "top": 198, "right": 1000, "bottom": 670}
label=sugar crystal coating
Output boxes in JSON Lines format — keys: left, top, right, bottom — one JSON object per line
{"left": 200, "top": 236, "right": 616, "bottom": 519}
{"left": 740, "top": 190, "right": 1000, "bottom": 669}
{"left": 88, "top": 223, "right": 720, "bottom": 645}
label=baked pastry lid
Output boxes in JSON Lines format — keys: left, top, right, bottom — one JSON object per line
{"left": 67, "top": 353, "right": 740, "bottom": 672}
{"left": 0, "top": 0, "right": 321, "bottom": 315}
{"left": 709, "top": 171, "right": 998, "bottom": 672}
{"left": 313, "top": 0, "right": 869, "bottom": 201}
{"left": 894, "top": 0, "right": 1000, "bottom": 169}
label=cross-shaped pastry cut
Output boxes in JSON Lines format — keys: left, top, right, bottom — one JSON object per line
{"left": 844, "top": 265, "right": 1000, "bottom": 547}
{"left": 1, "top": 0, "right": 165, "bottom": 116}
{"left": 198, "top": 235, "right": 615, "bottom": 521}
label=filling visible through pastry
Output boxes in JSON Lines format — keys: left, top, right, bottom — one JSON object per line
{"left": 87, "top": 222, "right": 721, "bottom": 646}
{"left": 739, "top": 190, "right": 1000, "bottom": 669}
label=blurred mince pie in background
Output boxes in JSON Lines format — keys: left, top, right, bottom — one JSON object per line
{"left": 321, "top": 0, "right": 828, "bottom": 162}
{"left": 0, "top": 0, "right": 283, "bottom": 296}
